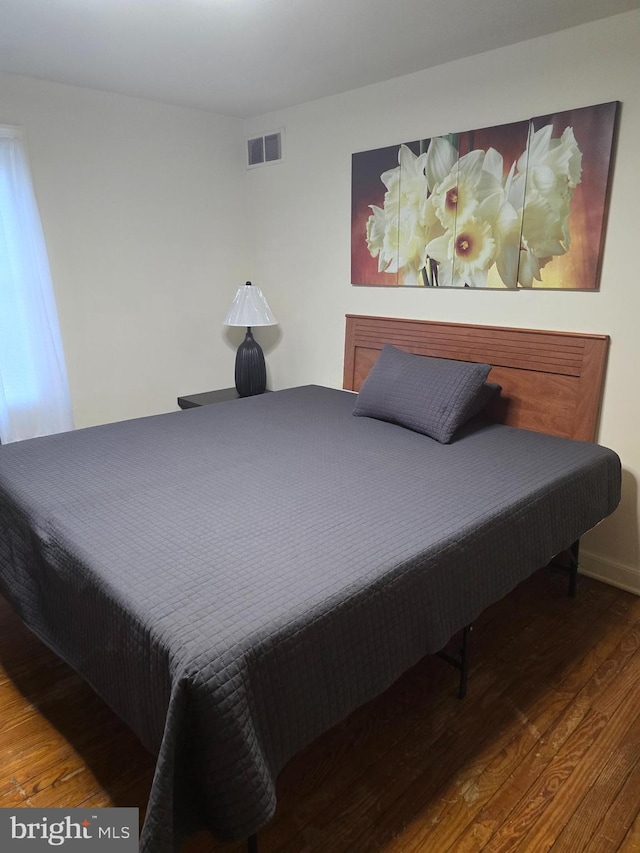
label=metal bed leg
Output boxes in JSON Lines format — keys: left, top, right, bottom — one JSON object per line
{"left": 550, "top": 539, "right": 580, "bottom": 597}
{"left": 568, "top": 540, "right": 580, "bottom": 598}
{"left": 458, "top": 624, "right": 471, "bottom": 700}
{"left": 247, "top": 834, "right": 258, "bottom": 853}
{"left": 437, "top": 623, "right": 473, "bottom": 699}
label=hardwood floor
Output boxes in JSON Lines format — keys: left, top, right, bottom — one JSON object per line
{"left": 2, "top": 568, "right": 640, "bottom": 852}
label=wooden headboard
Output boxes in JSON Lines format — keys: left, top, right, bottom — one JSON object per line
{"left": 343, "top": 315, "right": 609, "bottom": 442}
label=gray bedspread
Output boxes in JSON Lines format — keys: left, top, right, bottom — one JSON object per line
{"left": 0, "top": 386, "right": 621, "bottom": 850}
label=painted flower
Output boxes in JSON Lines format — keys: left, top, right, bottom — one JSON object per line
{"left": 479, "top": 154, "right": 525, "bottom": 288}
{"left": 427, "top": 146, "right": 520, "bottom": 287}
{"left": 426, "top": 216, "right": 497, "bottom": 288}
{"left": 365, "top": 143, "right": 444, "bottom": 284}
{"left": 429, "top": 149, "right": 485, "bottom": 230}
{"left": 519, "top": 125, "right": 582, "bottom": 193}
{"left": 365, "top": 204, "right": 387, "bottom": 268}
{"left": 425, "top": 135, "right": 459, "bottom": 192}
{"left": 514, "top": 124, "right": 583, "bottom": 286}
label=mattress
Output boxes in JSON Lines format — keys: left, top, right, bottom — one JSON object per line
{"left": 0, "top": 385, "right": 621, "bottom": 850}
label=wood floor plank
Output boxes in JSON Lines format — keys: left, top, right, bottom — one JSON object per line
{"left": 550, "top": 709, "right": 640, "bottom": 852}
{"left": 481, "top": 646, "right": 640, "bottom": 852}
{"left": 582, "top": 759, "right": 640, "bottom": 852}
{"left": 514, "top": 706, "right": 640, "bottom": 852}
{"left": 618, "top": 809, "right": 640, "bottom": 853}
{"left": 442, "top": 611, "right": 640, "bottom": 853}
{"left": 451, "top": 653, "right": 640, "bottom": 851}
{"left": 394, "top": 585, "right": 640, "bottom": 844}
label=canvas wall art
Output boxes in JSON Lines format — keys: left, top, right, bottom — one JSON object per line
{"left": 351, "top": 101, "right": 619, "bottom": 289}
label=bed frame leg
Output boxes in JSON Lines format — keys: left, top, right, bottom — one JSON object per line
{"left": 458, "top": 624, "right": 471, "bottom": 699}
{"left": 248, "top": 834, "right": 259, "bottom": 853}
{"left": 437, "top": 623, "right": 473, "bottom": 699}
{"left": 551, "top": 540, "right": 580, "bottom": 597}
{"left": 568, "top": 540, "right": 580, "bottom": 598}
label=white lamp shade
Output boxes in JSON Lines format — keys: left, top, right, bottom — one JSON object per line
{"left": 223, "top": 281, "right": 277, "bottom": 327}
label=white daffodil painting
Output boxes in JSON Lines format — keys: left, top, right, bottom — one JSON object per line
{"left": 351, "top": 101, "right": 618, "bottom": 289}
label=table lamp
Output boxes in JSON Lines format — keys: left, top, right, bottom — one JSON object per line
{"left": 223, "top": 281, "right": 277, "bottom": 397}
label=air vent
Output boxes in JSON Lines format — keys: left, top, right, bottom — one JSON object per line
{"left": 247, "top": 129, "right": 284, "bottom": 168}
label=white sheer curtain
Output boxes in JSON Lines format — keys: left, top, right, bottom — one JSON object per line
{"left": 0, "top": 125, "right": 74, "bottom": 443}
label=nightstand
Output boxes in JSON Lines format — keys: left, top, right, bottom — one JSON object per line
{"left": 177, "top": 388, "right": 270, "bottom": 409}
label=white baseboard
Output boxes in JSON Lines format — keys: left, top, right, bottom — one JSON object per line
{"left": 579, "top": 549, "right": 640, "bottom": 596}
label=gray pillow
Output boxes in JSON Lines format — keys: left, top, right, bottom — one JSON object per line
{"left": 462, "top": 381, "right": 502, "bottom": 424}
{"left": 353, "top": 344, "right": 491, "bottom": 443}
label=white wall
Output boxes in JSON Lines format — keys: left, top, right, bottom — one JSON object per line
{"left": 244, "top": 11, "right": 640, "bottom": 592}
{"left": 0, "top": 72, "right": 248, "bottom": 427}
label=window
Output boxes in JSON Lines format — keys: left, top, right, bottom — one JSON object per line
{"left": 0, "top": 125, "right": 73, "bottom": 443}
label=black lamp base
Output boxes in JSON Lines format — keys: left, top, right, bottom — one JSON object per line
{"left": 235, "top": 328, "right": 266, "bottom": 397}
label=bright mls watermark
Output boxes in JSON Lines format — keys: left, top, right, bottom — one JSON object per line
{"left": 0, "top": 808, "right": 138, "bottom": 850}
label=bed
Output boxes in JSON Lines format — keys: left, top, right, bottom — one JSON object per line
{"left": 0, "top": 316, "right": 621, "bottom": 852}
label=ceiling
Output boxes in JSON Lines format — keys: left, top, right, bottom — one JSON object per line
{"left": 0, "top": 0, "right": 635, "bottom": 119}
